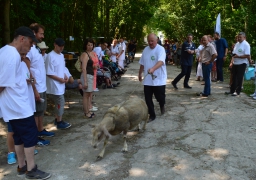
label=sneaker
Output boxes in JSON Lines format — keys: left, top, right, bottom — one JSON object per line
{"left": 7, "top": 152, "right": 17, "bottom": 165}
{"left": 253, "top": 96, "right": 256, "bottom": 100}
{"left": 57, "top": 121, "right": 71, "bottom": 129}
{"left": 37, "top": 137, "right": 50, "bottom": 146}
{"left": 93, "top": 88, "right": 99, "bottom": 92}
{"left": 25, "top": 165, "right": 51, "bottom": 180}
{"left": 232, "top": 92, "right": 238, "bottom": 96}
{"left": 89, "top": 107, "right": 98, "bottom": 112}
{"left": 250, "top": 92, "right": 256, "bottom": 97}
{"left": 38, "top": 129, "right": 55, "bottom": 137}
{"left": 17, "top": 164, "right": 27, "bottom": 177}
{"left": 34, "top": 149, "right": 38, "bottom": 155}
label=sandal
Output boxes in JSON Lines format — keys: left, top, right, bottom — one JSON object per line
{"left": 85, "top": 112, "right": 94, "bottom": 118}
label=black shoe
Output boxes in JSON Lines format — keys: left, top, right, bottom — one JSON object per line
{"left": 147, "top": 117, "right": 156, "bottom": 123}
{"left": 196, "top": 92, "right": 208, "bottom": 97}
{"left": 160, "top": 106, "right": 165, "bottom": 115}
{"left": 171, "top": 81, "right": 178, "bottom": 90}
{"left": 184, "top": 85, "right": 192, "bottom": 89}
{"left": 225, "top": 92, "right": 232, "bottom": 95}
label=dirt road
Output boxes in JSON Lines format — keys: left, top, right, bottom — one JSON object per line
{"left": 1, "top": 54, "right": 256, "bottom": 180}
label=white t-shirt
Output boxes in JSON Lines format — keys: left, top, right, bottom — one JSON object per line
{"left": 45, "top": 50, "right": 66, "bottom": 95}
{"left": 196, "top": 45, "right": 204, "bottom": 58}
{"left": 26, "top": 45, "right": 47, "bottom": 93}
{"left": 64, "top": 67, "right": 72, "bottom": 78}
{"left": 139, "top": 44, "right": 167, "bottom": 86}
{"left": 110, "top": 45, "right": 119, "bottom": 62}
{"left": 21, "top": 61, "right": 36, "bottom": 112}
{"left": 233, "top": 40, "right": 251, "bottom": 65}
{"left": 42, "top": 53, "right": 47, "bottom": 63}
{"left": 118, "top": 42, "right": 126, "bottom": 61}
{"left": 0, "top": 45, "right": 34, "bottom": 122}
{"left": 93, "top": 47, "right": 102, "bottom": 61}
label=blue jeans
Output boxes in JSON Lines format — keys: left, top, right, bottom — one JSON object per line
{"left": 216, "top": 58, "right": 224, "bottom": 81}
{"left": 202, "top": 62, "right": 213, "bottom": 95}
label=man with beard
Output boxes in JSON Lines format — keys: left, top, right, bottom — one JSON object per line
{"left": 24, "top": 23, "right": 54, "bottom": 146}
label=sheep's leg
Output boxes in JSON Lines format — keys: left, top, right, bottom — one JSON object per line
{"left": 142, "top": 117, "right": 147, "bottom": 130}
{"left": 135, "top": 123, "right": 141, "bottom": 131}
{"left": 121, "top": 131, "right": 128, "bottom": 152}
{"left": 97, "top": 137, "right": 108, "bottom": 160}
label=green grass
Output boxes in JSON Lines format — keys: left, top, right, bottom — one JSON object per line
{"left": 223, "top": 65, "right": 255, "bottom": 96}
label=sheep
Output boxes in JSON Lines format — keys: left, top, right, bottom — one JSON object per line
{"left": 90, "top": 97, "right": 148, "bottom": 160}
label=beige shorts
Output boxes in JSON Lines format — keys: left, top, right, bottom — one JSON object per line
{"left": 81, "top": 74, "right": 94, "bottom": 92}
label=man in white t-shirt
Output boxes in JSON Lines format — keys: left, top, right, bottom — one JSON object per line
{"left": 25, "top": 23, "right": 53, "bottom": 146}
{"left": 0, "top": 26, "right": 51, "bottom": 179}
{"left": 46, "top": 38, "right": 71, "bottom": 129}
{"left": 117, "top": 38, "right": 126, "bottom": 69}
{"left": 138, "top": 33, "right": 167, "bottom": 123}
{"left": 225, "top": 32, "right": 251, "bottom": 96}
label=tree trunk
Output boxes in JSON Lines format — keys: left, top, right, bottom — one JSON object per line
{"left": 2, "top": 0, "right": 11, "bottom": 45}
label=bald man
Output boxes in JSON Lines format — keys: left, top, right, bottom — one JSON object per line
{"left": 197, "top": 35, "right": 217, "bottom": 97}
{"left": 138, "top": 33, "right": 167, "bottom": 122}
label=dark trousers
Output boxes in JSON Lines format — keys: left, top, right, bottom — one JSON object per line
{"left": 144, "top": 85, "right": 166, "bottom": 118}
{"left": 230, "top": 63, "right": 247, "bottom": 95}
{"left": 202, "top": 62, "right": 213, "bottom": 95}
{"left": 172, "top": 65, "right": 192, "bottom": 86}
{"left": 216, "top": 58, "right": 224, "bottom": 81}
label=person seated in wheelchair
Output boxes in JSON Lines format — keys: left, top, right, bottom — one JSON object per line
{"left": 64, "top": 67, "right": 83, "bottom": 96}
{"left": 97, "top": 68, "right": 120, "bottom": 89}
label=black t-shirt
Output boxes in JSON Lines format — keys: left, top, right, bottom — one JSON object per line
{"left": 180, "top": 41, "right": 196, "bottom": 66}
{"left": 128, "top": 43, "right": 135, "bottom": 52}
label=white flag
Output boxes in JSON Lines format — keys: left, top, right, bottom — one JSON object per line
{"left": 215, "top": 13, "right": 221, "bottom": 36}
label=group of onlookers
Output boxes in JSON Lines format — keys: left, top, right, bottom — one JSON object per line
{"left": 170, "top": 31, "right": 254, "bottom": 98}
{"left": 0, "top": 23, "right": 138, "bottom": 179}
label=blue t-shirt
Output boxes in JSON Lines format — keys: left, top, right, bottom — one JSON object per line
{"left": 215, "top": 38, "right": 228, "bottom": 59}
{"left": 180, "top": 41, "right": 196, "bottom": 66}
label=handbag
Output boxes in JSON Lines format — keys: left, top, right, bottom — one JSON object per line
{"left": 75, "top": 56, "right": 81, "bottom": 72}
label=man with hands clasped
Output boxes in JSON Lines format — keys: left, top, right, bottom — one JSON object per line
{"left": 138, "top": 33, "right": 167, "bottom": 123}
{"left": 45, "top": 38, "right": 71, "bottom": 129}
{"left": 196, "top": 35, "right": 217, "bottom": 97}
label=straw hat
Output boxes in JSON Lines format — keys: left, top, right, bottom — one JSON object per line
{"left": 37, "top": 41, "right": 49, "bottom": 49}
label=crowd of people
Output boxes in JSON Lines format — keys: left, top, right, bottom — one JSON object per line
{"left": 160, "top": 32, "right": 255, "bottom": 98}
{"left": 0, "top": 23, "right": 255, "bottom": 179}
{"left": 0, "top": 22, "right": 138, "bottom": 179}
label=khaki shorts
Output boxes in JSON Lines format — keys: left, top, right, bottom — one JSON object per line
{"left": 34, "top": 91, "right": 47, "bottom": 117}
{"left": 81, "top": 74, "right": 94, "bottom": 92}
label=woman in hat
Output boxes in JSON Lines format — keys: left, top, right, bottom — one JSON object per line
{"left": 37, "top": 41, "right": 49, "bottom": 63}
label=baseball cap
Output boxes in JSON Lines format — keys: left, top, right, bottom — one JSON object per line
{"left": 14, "top": 26, "right": 38, "bottom": 43}
{"left": 54, "top": 38, "right": 65, "bottom": 46}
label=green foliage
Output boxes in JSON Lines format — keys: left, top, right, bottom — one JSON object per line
{"left": 146, "top": 0, "right": 256, "bottom": 60}
{"left": 1, "top": 0, "right": 256, "bottom": 55}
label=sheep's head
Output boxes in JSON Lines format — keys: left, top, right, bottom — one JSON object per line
{"left": 89, "top": 124, "right": 111, "bottom": 148}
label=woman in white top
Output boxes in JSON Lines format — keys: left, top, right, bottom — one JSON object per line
{"left": 110, "top": 39, "right": 119, "bottom": 62}
{"left": 196, "top": 40, "right": 204, "bottom": 81}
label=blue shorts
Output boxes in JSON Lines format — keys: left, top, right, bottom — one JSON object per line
{"left": 9, "top": 115, "right": 38, "bottom": 148}
{"left": 128, "top": 52, "right": 134, "bottom": 57}
{"left": 65, "top": 79, "right": 79, "bottom": 89}
{"left": 7, "top": 122, "right": 13, "bottom": 132}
